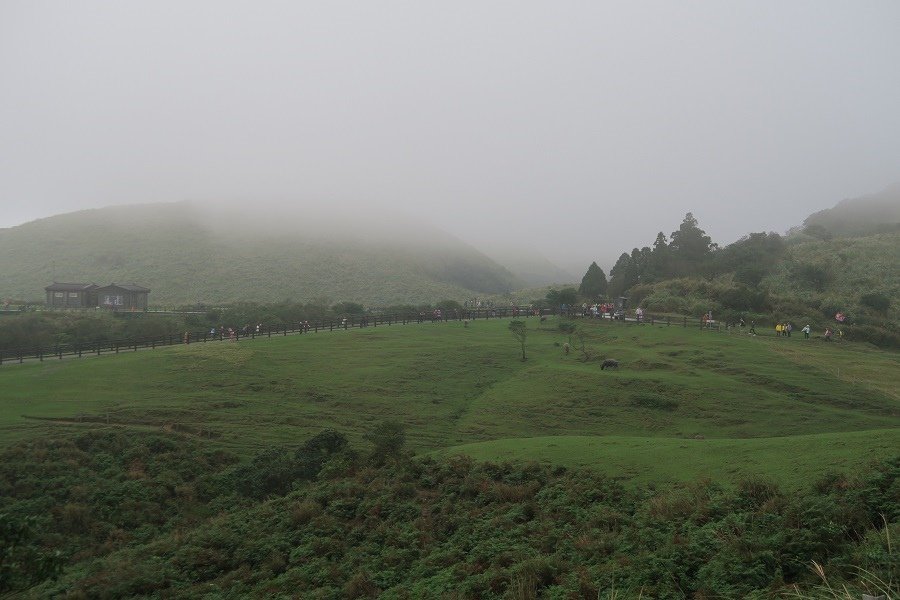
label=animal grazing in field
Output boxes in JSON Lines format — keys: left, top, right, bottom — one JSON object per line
{"left": 600, "top": 359, "right": 619, "bottom": 370}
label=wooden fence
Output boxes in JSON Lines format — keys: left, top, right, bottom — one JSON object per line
{"left": 0, "top": 308, "right": 726, "bottom": 366}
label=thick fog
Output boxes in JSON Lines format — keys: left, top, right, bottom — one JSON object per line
{"left": 2, "top": 1, "right": 899, "bottom": 276}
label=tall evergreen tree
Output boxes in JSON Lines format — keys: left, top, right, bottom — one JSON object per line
{"left": 647, "top": 232, "right": 671, "bottom": 281}
{"left": 608, "top": 252, "right": 638, "bottom": 297}
{"left": 578, "top": 262, "right": 608, "bottom": 299}
{"left": 669, "top": 212, "right": 713, "bottom": 274}
{"left": 631, "top": 247, "right": 652, "bottom": 283}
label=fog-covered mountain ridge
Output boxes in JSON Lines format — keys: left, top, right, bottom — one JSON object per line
{"left": 0, "top": 202, "right": 525, "bottom": 305}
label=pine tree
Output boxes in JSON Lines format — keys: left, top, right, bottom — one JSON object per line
{"left": 669, "top": 212, "right": 713, "bottom": 274}
{"left": 648, "top": 232, "right": 671, "bottom": 281}
{"left": 578, "top": 262, "right": 608, "bottom": 299}
{"left": 608, "top": 253, "right": 638, "bottom": 297}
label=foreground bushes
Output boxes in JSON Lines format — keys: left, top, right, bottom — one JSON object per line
{"left": 2, "top": 430, "right": 897, "bottom": 598}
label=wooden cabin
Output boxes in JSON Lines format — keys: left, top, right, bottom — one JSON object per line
{"left": 94, "top": 284, "right": 151, "bottom": 310}
{"left": 45, "top": 282, "right": 98, "bottom": 308}
{"left": 45, "top": 282, "right": 150, "bottom": 310}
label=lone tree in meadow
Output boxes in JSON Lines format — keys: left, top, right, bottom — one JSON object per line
{"left": 509, "top": 320, "right": 528, "bottom": 361}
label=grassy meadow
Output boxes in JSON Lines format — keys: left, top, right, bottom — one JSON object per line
{"left": 2, "top": 315, "right": 897, "bottom": 488}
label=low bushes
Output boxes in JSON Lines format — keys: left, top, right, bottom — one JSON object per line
{"left": 3, "top": 428, "right": 896, "bottom": 598}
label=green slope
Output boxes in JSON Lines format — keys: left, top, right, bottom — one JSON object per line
{"left": 0, "top": 202, "right": 523, "bottom": 305}
{"left": 1, "top": 316, "right": 896, "bottom": 486}
{"left": 768, "top": 232, "right": 900, "bottom": 308}
{"left": 434, "top": 430, "right": 899, "bottom": 489}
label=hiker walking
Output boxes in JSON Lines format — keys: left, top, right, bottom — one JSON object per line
{"left": 802, "top": 324, "right": 810, "bottom": 339}
{"left": 749, "top": 320, "right": 756, "bottom": 335}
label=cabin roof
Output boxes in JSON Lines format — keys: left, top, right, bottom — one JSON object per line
{"left": 95, "top": 283, "right": 151, "bottom": 293}
{"left": 45, "top": 282, "right": 98, "bottom": 291}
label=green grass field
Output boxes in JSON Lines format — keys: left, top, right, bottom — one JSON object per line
{"left": 1, "top": 316, "right": 897, "bottom": 487}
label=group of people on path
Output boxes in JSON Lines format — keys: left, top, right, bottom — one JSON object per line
{"left": 726, "top": 318, "right": 839, "bottom": 342}
{"left": 774, "top": 322, "right": 793, "bottom": 337}
{"left": 581, "top": 303, "right": 615, "bottom": 318}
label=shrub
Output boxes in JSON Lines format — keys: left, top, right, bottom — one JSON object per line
{"left": 0, "top": 513, "right": 65, "bottom": 593}
{"left": 234, "top": 447, "right": 300, "bottom": 499}
{"left": 844, "top": 325, "right": 900, "bottom": 349}
{"left": 364, "top": 421, "right": 406, "bottom": 466}
{"left": 290, "top": 501, "right": 322, "bottom": 526}
{"left": 719, "top": 286, "right": 770, "bottom": 312}
{"left": 791, "top": 262, "right": 832, "bottom": 292}
{"left": 860, "top": 292, "right": 890, "bottom": 313}
{"left": 734, "top": 265, "right": 766, "bottom": 288}
{"left": 296, "top": 429, "right": 348, "bottom": 479}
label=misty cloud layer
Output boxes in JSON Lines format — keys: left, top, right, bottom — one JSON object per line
{"left": 2, "top": 1, "right": 899, "bottom": 274}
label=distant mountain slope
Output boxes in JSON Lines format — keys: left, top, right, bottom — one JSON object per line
{"left": 802, "top": 184, "right": 900, "bottom": 237}
{"left": 0, "top": 202, "right": 523, "bottom": 305}
{"left": 482, "top": 247, "right": 577, "bottom": 287}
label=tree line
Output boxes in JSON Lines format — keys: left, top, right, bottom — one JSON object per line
{"left": 576, "top": 212, "right": 791, "bottom": 301}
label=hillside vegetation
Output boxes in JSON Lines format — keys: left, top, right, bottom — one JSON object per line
{"left": 0, "top": 202, "right": 522, "bottom": 306}
{"left": 1, "top": 317, "right": 897, "bottom": 597}
{"left": 592, "top": 193, "right": 899, "bottom": 348}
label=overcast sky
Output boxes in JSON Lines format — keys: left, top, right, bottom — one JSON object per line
{"left": 2, "top": 1, "right": 899, "bottom": 274}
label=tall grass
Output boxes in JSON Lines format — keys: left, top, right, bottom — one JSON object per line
{"left": 785, "top": 517, "right": 897, "bottom": 599}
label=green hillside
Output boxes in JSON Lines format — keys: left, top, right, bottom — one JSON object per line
{"left": 0, "top": 203, "right": 523, "bottom": 306}
{"left": 632, "top": 232, "right": 900, "bottom": 333}
{"left": 1, "top": 317, "right": 897, "bottom": 597}
{"left": 598, "top": 200, "right": 899, "bottom": 351}
{"left": 2, "top": 317, "right": 896, "bottom": 477}
{"left": 768, "top": 233, "right": 900, "bottom": 312}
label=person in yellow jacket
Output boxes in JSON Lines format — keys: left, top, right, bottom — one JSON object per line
{"left": 775, "top": 323, "right": 783, "bottom": 336}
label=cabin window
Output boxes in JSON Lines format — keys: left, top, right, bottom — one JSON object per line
{"left": 54, "top": 292, "right": 64, "bottom": 298}
{"left": 103, "top": 295, "right": 123, "bottom": 306}
{"left": 68, "top": 292, "right": 79, "bottom": 298}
